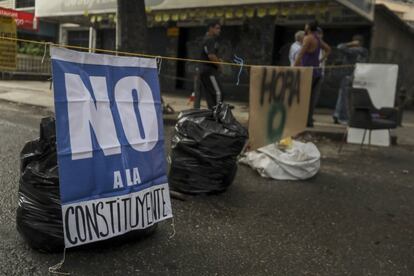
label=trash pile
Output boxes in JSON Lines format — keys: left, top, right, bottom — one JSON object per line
{"left": 16, "top": 117, "right": 156, "bottom": 253}
{"left": 16, "top": 117, "right": 64, "bottom": 252}
{"left": 169, "top": 104, "right": 248, "bottom": 194}
{"left": 239, "top": 140, "right": 321, "bottom": 180}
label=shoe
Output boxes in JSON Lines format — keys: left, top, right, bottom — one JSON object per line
{"left": 333, "top": 116, "right": 339, "bottom": 124}
{"left": 307, "top": 122, "right": 314, "bottom": 128}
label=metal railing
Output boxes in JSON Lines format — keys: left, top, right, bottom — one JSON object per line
{"left": 8, "top": 54, "right": 51, "bottom": 76}
{"left": 17, "top": 54, "right": 50, "bottom": 75}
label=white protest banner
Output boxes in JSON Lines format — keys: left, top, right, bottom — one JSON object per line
{"left": 51, "top": 47, "right": 173, "bottom": 248}
{"left": 249, "top": 66, "right": 313, "bottom": 151}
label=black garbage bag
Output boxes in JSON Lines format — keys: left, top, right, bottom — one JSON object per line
{"left": 169, "top": 103, "right": 248, "bottom": 194}
{"left": 16, "top": 117, "right": 157, "bottom": 253}
{"left": 16, "top": 117, "right": 64, "bottom": 252}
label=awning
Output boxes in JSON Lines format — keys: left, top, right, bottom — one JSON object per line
{"left": 336, "top": 0, "right": 375, "bottom": 21}
{"left": 35, "top": 0, "right": 374, "bottom": 22}
{"left": 35, "top": 0, "right": 117, "bottom": 17}
{"left": 149, "top": 0, "right": 317, "bottom": 10}
{"left": 35, "top": 0, "right": 319, "bottom": 17}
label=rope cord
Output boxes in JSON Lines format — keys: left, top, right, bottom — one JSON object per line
{"left": 0, "top": 36, "right": 356, "bottom": 70}
{"left": 48, "top": 248, "right": 70, "bottom": 275}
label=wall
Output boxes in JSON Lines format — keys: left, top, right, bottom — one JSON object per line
{"left": 371, "top": 5, "right": 414, "bottom": 106}
{"left": 148, "top": 27, "right": 177, "bottom": 92}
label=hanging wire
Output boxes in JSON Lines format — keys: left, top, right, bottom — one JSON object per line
{"left": 0, "top": 35, "right": 356, "bottom": 70}
{"left": 48, "top": 248, "right": 70, "bottom": 275}
{"left": 169, "top": 217, "right": 176, "bottom": 239}
{"left": 41, "top": 42, "right": 52, "bottom": 64}
{"left": 156, "top": 56, "right": 163, "bottom": 74}
{"left": 233, "top": 54, "right": 245, "bottom": 86}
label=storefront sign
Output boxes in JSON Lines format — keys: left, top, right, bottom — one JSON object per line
{"left": 167, "top": 27, "right": 179, "bottom": 37}
{"left": 249, "top": 66, "right": 312, "bottom": 150}
{"left": 0, "top": 7, "right": 37, "bottom": 31}
{"left": 0, "top": 16, "right": 17, "bottom": 71}
{"left": 51, "top": 47, "right": 173, "bottom": 248}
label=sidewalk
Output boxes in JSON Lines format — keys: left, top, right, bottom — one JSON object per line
{"left": 0, "top": 80, "right": 413, "bottom": 146}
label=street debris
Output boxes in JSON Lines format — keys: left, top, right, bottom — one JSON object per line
{"left": 16, "top": 117, "right": 64, "bottom": 253}
{"left": 169, "top": 103, "right": 248, "bottom": 194}
{"left": 239, "top": 140, "right": 321, "bottom": 180}
{"left": 16, "top": 117, "right": 159, "bottom": 253}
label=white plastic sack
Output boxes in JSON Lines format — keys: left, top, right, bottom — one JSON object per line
{"left": 239, "top": 141, "right": 320, "bottom": 180}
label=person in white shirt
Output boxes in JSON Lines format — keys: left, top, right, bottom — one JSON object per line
{"left": 289, "top": 31, "right": 305, "bottom": 66}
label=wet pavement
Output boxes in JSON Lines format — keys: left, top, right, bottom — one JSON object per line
{"left": 0, "top": 101, "right": 413, "bottom": 275}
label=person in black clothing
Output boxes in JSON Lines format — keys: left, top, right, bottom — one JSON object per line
{"left": 333, "top": 35, "right": 369, "bottom": 124}
{"left": 196, "top": 21, "right": 224, "bottom": 109}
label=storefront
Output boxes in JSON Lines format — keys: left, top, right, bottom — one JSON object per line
{"left": 142, "top": 0, "right": 375, "bottom": 101}
{"left": 0, "top": 5, "right": 57, "bottom": 76}
{"left": 34, "top": 0, "right": 375, "bottom": 102}
{"left": 35, "top": 0, "right": 117, "bottom": 50}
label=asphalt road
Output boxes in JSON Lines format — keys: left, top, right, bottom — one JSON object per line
{"left": 0, "top": 101, "right": 413, "bottom": 276}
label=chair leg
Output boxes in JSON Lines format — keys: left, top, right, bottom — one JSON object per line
{"left": 338, "top": 128, "right": 348, "bottom": 154}
{"left": 360, "top": 129, "right": 367, "bottom": 150}
{"left": 388, "top": 129, "right": 392, "bottom": 146}
{"left": 368, "top": 130, "right": 372, "bottom": 149}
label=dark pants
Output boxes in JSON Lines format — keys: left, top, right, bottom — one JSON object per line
{"left": 333, "top": 75, "right": 352, "bottom": 123}
{"left": 199, "top": 72, "right": 223, "bottom": 109}
{"left": 193, "top": 73, "right": 201, "bottom": 109}
{"left": 307, "top": 76, "right": 322, "bottom": 126}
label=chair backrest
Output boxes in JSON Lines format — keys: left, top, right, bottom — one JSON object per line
{"left": 348, "top": 88, "right": 374, "bottom": 128}
{"left": 350, "top": 88, "right": 377, "bottom": 112}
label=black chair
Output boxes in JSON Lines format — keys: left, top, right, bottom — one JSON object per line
{"left": 339, "top": 88, "right": 398, "bottom": 152}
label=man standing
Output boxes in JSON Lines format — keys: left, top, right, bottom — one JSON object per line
{"left": 294, "top": 21, "right": 331, "bottom": 127}
{"left": 289, "top": 31, "right": 305, "bottom": 66}
{"left": 197, "top": 21, "right": 224, "bottom": 110}
{"left": 333, "top": 35, "right": 369, "bottom": 124}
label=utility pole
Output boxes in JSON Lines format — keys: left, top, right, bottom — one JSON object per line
{"left": 116, "top": 0, "right": 148, "bottom": 53}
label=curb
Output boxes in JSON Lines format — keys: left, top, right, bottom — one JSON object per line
{"left": 0, "top": 99, "right": 54, "bottom": 115}
{"left": 0, "top": 98, "right": 399, "bottom": 145}
{"left": 163, "top": 113, "right": 179, "bottom": 126}
{"left": 303, "top": 128, "right": 398, "bottom": 145}
{"left": 164, "top": 114, "right": 398, "bottom": 145}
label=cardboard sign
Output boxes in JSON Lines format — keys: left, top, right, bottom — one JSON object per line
{"left": 249, "top": 66, "right": 313, "bottom": 150}
{"left": 0, "top": 16, "right": 17, "bottom": 71}
{"left": 51, "top": 47, "right": 173, "bottom": 248}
